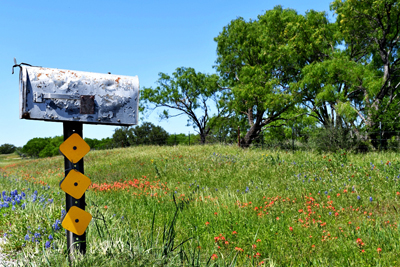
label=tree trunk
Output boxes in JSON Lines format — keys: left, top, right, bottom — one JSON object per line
{"left": 240, "top": 124, "right": 263, "bottom": 148}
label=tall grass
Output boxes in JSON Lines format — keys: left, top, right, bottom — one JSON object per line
{"left": 1, "top": 145, "right": 400, "bottom": 266}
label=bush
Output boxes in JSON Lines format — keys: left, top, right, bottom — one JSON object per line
{"left": 308, "top": 125, "right": 363, "bottom": 152}
{"left": 0, "top": 143, "right": 16, "bottom": 154}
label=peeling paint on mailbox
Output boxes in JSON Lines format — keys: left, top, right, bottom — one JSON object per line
{"left": 19, "top": 66, "right": 139, "bottom": 126}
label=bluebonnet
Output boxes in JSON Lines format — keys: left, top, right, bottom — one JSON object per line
{"left": 357, "top": 196, "right": 361, "bottom": 200}
{"left": 369, "top": 197, "right": 373, "bottom": 202}
{"left": 25, "top": 234, "right": 29, "bottom": 241}
{"left": 53, "top": 219, "right": 61, "bottom": 231}
{"left": 48, "top": 234, "right": 53, "bottom": 240}
{"left": 45, "top": 241, "right": 51, "bottom": 249}
{"left": 245, "top": 187, "right": 249, "bottom": 193}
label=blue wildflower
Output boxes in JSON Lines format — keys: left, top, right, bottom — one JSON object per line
{"left": 25, "top": 234, "right": 29, "bottom": 241}
{"left": 369, "top": 197, "right": 373, "bottom": 202}
{"left": 45, "top": 241, "right": 51, "bottom": 249}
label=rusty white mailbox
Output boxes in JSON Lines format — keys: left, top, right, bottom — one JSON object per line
{"left": 18, "top": 65, "right": 139, "bottom": 126}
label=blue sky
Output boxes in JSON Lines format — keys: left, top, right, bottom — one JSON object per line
{"left": 0, "top": 0, "right": 334, "bottom": 147}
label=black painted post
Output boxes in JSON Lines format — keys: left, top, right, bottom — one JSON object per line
{"left": 63, "top": 122, "right": 86, "bottom": 258}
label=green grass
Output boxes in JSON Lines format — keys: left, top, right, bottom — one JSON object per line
{"left": 1, "top": 145, "right": 400, "bottom": 266}
{"left": 0, "top": 153, "right": 27, "bottom": 167}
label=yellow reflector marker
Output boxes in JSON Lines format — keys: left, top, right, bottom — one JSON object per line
{"left": 62, "top": 206, "right": 92, "bottom": 236}
{"left": 59, "top": 133, "right": 90, "bottom": 163}
{"left": 60, "top": 169, "right": 91, "bottom": 199}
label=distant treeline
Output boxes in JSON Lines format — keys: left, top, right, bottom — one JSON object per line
{"left": 0, "top": 122, "right": 201, "bottom": 158}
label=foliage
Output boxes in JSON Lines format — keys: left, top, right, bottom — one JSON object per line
{"left": 38, "top": 136, "right": 64, "bottom": 158}
{"left": 0, "top": 143, "right": 16, "bottom": 154}
{"left": 21, "top": 137, "right": 50, "bottom": 158}
{"left": 112, "top": 122, "right": 170, "bottom": 147}
{"left": 141, "top": 67, "right": 226, "bottom": 144}
{"left": 214, "top": 6, "right": 335, "bottom": 147}
{"left": 84, "top": 137, "right": 113, "bottom": 150}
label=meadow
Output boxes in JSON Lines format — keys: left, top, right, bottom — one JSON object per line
{"left": 1, "top": 145, "right": 400, "bottom": 266}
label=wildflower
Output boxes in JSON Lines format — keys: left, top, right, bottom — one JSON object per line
{"left": 289, "top": 226, "right": 293, "bottom": 231}
{"left": 377, "top": 247, "right": 382, "bottom": 253}
{"left": 276, "top": 217, "right": 279, "bottom": 220}
{"left": 48, "top": 234, "right": 53, "bottom": 240}
{"left": 357, "top": 195, "right": 361, "bottom": 200}
{"left": 24, "top": 234, "right": 29, "bottom": 241}
{"left": 254, "top": 252, "right": 261, "bottom": 258}
{"left": 369, "top": 197, "right": 373, "bottom": 202}
{"left": 256, "top": 239, "right": 261, "bottom": 242}
{"left": 211, "top": 254, "right": 218, "bottom": 260}
{"left": 252, "top": 244, "right": 256, "bottom": 249}
{"left": 214, "top": 212, "right": 218, "bottom": 216}
{"left": 234, "top": 247, "right": 243, "bottom": 252}
{"left": 45, "top": 241, "right": 51, "bottom": 249}
{"left": 205, "top": 222, "right": 210, "bottom": 226}
{"left": 104, "top": 205, "right": 108, "bottom": 209}
{"left": 232, "top": 231, "right": 237, "bottom": 235}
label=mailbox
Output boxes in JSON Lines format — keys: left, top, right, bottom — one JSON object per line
{"left": 18, "top": 65, "right": 139, "bottom": 126}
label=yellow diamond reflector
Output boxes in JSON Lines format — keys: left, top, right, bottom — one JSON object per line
{"left": 59, "top": 133, "right": 90, "bottom": 163}
{"left": 62, "top": 206, "right": 92, "bottom": 236}
{"left": 60, "top": 169, "right": 91, "bottom": 199}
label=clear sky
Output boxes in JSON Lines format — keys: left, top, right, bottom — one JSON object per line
{"left": 0, "top": 0, "right": 334, "bottom": 147}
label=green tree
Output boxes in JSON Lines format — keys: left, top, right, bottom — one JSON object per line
{"left": 38, "top": 136, "right": 63, "bottom": 158}
{"left": 141, "top": 67, "right": 227, "bottom": 144}
{"left": 0, "top": 144, "right": 16, "bottom": 154}
{"left": 112, "top": 122, "right": 169, "bottom": 147}
{"left": 112, "top": 127, "right": 132, "bottom": 148}
{"left": 214, "top": 6, "right": 330, "bottom": 147}
{"left": 130, "top": 122, "right": 169, "bottom": 145}
{"left": 327, "top": 0, "right": 400, "bottom": 147}
{"left": 22, "top": 137, "right": 50, "bottom": 158}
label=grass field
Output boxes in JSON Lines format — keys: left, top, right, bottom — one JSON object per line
{"left": 1, "top": 145, "right": 400, "bottom": 266}
{"left": 0, "top": 154, "right": 26, "bottom": 168}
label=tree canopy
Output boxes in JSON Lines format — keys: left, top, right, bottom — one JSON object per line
{"left": 140, "top": 67, "right": 227, "bottom": 144}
